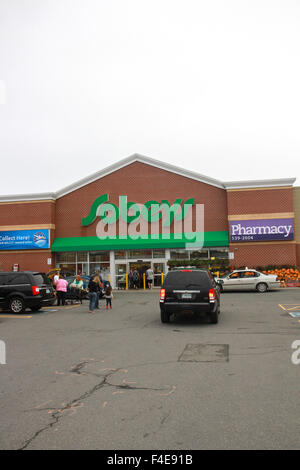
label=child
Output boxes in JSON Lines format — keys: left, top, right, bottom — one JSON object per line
{"left": 105, "top": 284, "right": 113, "bottom": 310}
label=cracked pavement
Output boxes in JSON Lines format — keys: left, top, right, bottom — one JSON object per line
{"left": 0, "top": 289, "right": 300, "bottom": 450}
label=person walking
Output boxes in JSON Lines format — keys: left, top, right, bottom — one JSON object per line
{"left": 132, "top": 269, "right": 139, "bottom": 289}
{"left": 88, "top": 276, "right": 101, "bottom": 313}
{"left": 56, "top": 274, "right": 68, "bottom": 306}
{"left": 146, "top": 266, "right": 154, "bottom": 289}
{"left": 105, "top": 284, "right": 113, "bottom": 310}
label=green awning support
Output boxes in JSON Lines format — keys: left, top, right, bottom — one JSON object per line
{"left": 51, "top": 231, "right": 229, "bottom": 252}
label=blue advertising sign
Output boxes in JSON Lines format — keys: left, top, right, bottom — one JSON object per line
{"left": 230, "top": 218, "right": 294, "bottom": 242}
{"left": 0, "top": 229, "right": 50, "bottom": 250}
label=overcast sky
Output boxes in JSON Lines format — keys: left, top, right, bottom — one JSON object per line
{"left": 0, "top": 0, "right": 299, "bottom": 196}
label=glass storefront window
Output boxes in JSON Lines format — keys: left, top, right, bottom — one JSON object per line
{"left": 210, "top": 248, "right": 229, "bottom": 259}
{"left": 77, "top": 252, "right": 88, "bottom": 262}
{"left": 128, "top": 250, "right": 152, "bottom": 259}
{"left": 56, "top": 252, "right": 76, "bottom": 263}
{"left": 89, "top": 263, "right": 110, "bottom": 280}
{"left": 153, "top": 249, "right": 165, "bottom": 258}
{"left": 189, "top": 249, "right": 209, "bottom": 259}
{"left": 115, "top": 250, "right": 127, "bottom": 259}
{"left": 89, "top": 252, "right": 109, "bottom": 262}
{"left": 58, "top": 264, "right": 76, "bottom": 276}
{"left": 170, "top": 249, "right": 189, "bottom": 260}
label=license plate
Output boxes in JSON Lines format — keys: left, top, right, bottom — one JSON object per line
{"left": 182, "top": 293, "right": 192, "bottom": 299}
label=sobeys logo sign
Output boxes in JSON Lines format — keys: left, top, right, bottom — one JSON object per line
{"left": 82, "top": 194, "right": 205, "bottom": 248}
{"left": 82, "top": 194, "right": 195, "bottom": 226}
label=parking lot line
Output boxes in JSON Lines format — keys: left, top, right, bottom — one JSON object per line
{"left": 278, "top": 304, "right": 300, "bottom": 311}
{"left": 0, "top": 314, "right": 32, "bottom": 319}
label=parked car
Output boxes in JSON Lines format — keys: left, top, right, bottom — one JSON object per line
{"left": 159, "top": 269, "right": 221, "bottom": 324}
{"left": 0, "top": 271, "right": 55, "bottom": 313}
{"left": 215, "top": 268, "right": 281, "bottom": 293}
{"left": 65, "top": 275, "right": 91, "bottom": 290}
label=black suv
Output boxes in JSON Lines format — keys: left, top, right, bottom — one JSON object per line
{"left": 0, "top": 271, "right": 55, "bottom": 313}
{"left": 160, "top": 269, "right": 221, "bottom": 324}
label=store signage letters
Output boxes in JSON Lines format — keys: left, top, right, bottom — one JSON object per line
{"left": 82, "top": 194, "right": 205, "bottom": 248}
{"left": 82, "top": 194, "right": 195, "bottom": 227}
{"left": 230, "top": 218, "right": 294, "bottom": 242}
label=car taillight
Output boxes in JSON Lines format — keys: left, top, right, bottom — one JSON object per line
{"left": 181, "top": 270, "right": 193, "bottom": 272}
{"left": 160, "top": 288, "right": 166, "bottom": 301}
{"left": 209, "top": 288, "right": 215, "bottom": 302}
{"left": 32, "top": 286, "right": 40, "bottom": 295}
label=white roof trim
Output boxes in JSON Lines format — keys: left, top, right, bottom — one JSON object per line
{"left": 0, "top": 154, "right": 296, "bottom": 202}
{"left": 55, "top": 153, "right": 225, "bottom": 197}
{"left": 0, "top": 192, "right": 56, "bottom": 203}
{"left": 224, "top": 178, "right": 296, "bottom": 189}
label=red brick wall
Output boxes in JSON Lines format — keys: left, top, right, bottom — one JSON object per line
{"left": 230, "top": 243, "right": 297, "bottom": 268}
{"left": 296, "top": 243, "right": 300, "bottom": 267}
{"left": 227, "top": 187, "right": 294, "bottom": 215}
{"left": 55, "top": 162, "right": 228, "bottom": 238}
{"left": 0, "top": 251, "right": 52, "bottom": 273}
{"left": 227, "top": 186, "right": 296, "bottom": 266}
{"left": 0, "top": 201, "right": 55, "bottom": 225}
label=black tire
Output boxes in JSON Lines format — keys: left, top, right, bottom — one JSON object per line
{"left": 161, "top": 310, "right": 170, "bottom": 323}
{"left": 256, "top": 282, "right": 268, "bottom": 293}
{"left": 30, "top": 305, "right": 42, "bottom": 312}
{"left": 9, "top": 297, "right": 25, "bottom": 314}
{"left": 209, "top": 308, "right": 219, "bottom": 324}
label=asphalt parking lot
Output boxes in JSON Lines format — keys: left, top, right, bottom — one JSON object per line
{"left": 0, "top": 288, "right": 299, "bottom": 450}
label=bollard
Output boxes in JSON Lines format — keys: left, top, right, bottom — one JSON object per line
{"left": 161, "top": 272, "right": 164, "bottom": 286}
{"left": 143, "top": 272, "right": 146, "bottom": 290}
{"left": 126, "top": 274, "right": 128, "bottom": 290}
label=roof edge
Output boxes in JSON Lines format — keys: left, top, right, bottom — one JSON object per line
{"left": 0, "top": 192, "right": 56, "bottom": 203}
{"left": 224, "top": 178, "right": 296, "bottom": 190}
{"left": 0, "top": 155, "right": 297, "bottom": 202}
{"left": 55, "top": 153, "right": 225, "bottom": 198}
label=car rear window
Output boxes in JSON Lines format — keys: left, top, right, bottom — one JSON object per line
{"left": 32, "top": 273, "right": 51, "bottom": 286}
{"left": 164, "top": 271, "right": 211, "bottom": 288}
{"left": 0, "top": 274, "right": 8, "bottom": 285}
{"left": 6, "top": 274, "right": 30, "bottom": 285}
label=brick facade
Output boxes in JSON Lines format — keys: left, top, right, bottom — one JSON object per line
{"left": 0, "top": 201, "right": 55, "bottom": 272}
{"left": 0, "top": 157, "right": 298, "bottom": 272}
{"left": 227, "top": 185, "right": 297, "bottom": 267}
{"left": 55, "top": 162, "right": 228, "bottom": 238}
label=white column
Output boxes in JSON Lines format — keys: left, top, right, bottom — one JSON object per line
{"left": 165, "top": 249, "right": 170, "bottom": 273}
{"left": 109, "top": 250, "right": 116, "bottom": 288}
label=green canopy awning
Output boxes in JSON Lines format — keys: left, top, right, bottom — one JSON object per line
{"left": 51, "top": 231, "right": 229, "bottom": 252}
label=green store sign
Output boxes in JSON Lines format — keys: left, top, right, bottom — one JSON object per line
{"left": 82, "top": 194, "right": 195, "bottom": 226}
{"left": 51, "top": 195, "right": 229, "bottom": 252}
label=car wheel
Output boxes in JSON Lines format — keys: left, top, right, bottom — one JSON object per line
{"left": 161, "top": 310, "right": 170, "bottom": 323}
{"left": 30, "top": 305, "right": 42, "bottom": 312}
{"left": 209, "top": 309, "right": 219, "bottom": 324}
{"left": 9, "top": 297, "right": 25, "bottom": 314}
{"left": 256, "top": 282, "right": 268, "bottom": 293}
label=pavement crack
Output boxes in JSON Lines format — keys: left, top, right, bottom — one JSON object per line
{"left": 18, "top": 369, "right": 118, "bottom": 450}
{"left": 18, "top": 366, "right": 172, "bottom": 450}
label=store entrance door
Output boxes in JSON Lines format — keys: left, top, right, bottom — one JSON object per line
{"left": 130, "top": 262, "right": 150, "bottom": 288}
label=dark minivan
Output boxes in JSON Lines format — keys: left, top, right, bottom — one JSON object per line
{"left": 160, "top": 269, "right": 221, "bottom": 324}
{"left": 0, "top": 271, "right": 55, "bottom": 313}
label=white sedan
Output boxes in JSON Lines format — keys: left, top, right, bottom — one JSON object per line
{"left": 215, "top": 269, "right": 281, "bottom": 293}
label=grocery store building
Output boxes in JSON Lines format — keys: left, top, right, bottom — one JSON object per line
{"left": 0, "top": 154, "right": 299, "bottom": 287}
